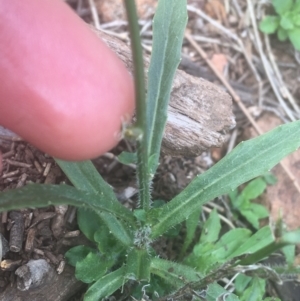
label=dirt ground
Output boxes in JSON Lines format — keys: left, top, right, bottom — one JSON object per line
{"left": 1, "top": 0, "right": 300, "bottom": 300}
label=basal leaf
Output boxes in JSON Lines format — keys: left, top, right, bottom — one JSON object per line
{"left": 99, "top": 213, "right": 133, "bottom": 247}
{"left": 77, "top": 208, "right": 103, "bottom": 242}
{"left": 126, "top": 248, "right": 151, "bottom": 281}
{"left": 259, "top": 16, "right": 280, "bottom": 34}
{"left": 65, "top": 245, "right": 96, "bottom": 267}
{"left": 76, "top": 252, "right": 114, "bottom": 284}
{"left": 55, "top": 159, "right": 115, "bottom": 199}
{"left": 150, "top": 257, "right": 201, "bottom": 289}
{"left": 146, "top": 0, "right": 187, "bottom": 176}
{"left": 151, "top": 121, "right": 300, "bottom": 238}
{"left": 0, "top": 184, "right": 135, "bottom": 225}
{"left": 84, "top": 266, "right": 126, "bottom": 301}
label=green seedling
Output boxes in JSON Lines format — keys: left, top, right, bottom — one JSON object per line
{"left": 259, "top": 0, "right": 300, "bottom": 50}
{"left": 229, "top": 175, "right": 276, "bottom": 229}
{"left": 1, "top": 0, "right": 300, "bottom": 300}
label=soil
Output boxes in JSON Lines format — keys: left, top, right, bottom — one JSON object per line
{"left": 1, "top": 0, "right": 300, "bottom": 300}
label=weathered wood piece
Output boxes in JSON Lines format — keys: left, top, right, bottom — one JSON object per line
{"left": 0, "top": 264, "right": 84, "bottom": 301}
{"left": 92, "top": 26, "right": 235, "bottom": 156}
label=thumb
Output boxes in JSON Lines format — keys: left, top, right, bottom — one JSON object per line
{"left": 0, "top": 0, "right": 134, "bottom": 161}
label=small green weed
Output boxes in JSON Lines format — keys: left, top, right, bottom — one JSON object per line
{"left": 1, "top": 1, "right": 300, "bottom": 300}
{"left": 229, "top": 175, "right": 276, "bottom": 229}
{"left": 259, "top": 0, "right": 300, "bottom": 50}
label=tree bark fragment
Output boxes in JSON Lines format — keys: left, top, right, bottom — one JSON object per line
{"left": 91, "top": 26, "right": 236, "bottom": 156}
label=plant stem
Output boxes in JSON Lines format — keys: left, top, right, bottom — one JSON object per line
{"left": 124, "top": 0, "right": 151, "bottom": 210}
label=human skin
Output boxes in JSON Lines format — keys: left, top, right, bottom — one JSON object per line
{"left": 0, "top": 0, "right": 135, "bottom": 163}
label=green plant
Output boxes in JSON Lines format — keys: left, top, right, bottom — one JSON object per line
{"left": 229, "top": 175, "right": 276, "bottom": 229}
{"left": 259, "top": 0, "right": 300, "bottom": 50}
{"left": 1, "top": 0, "right": 300, "bottom": 300}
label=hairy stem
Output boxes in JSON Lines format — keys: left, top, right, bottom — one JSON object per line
{"left": 123, "top": 0, "right": 151, "bottom": 210}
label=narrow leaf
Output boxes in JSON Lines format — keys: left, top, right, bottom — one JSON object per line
{"left": 55, "top": 159, "right": 115, "bottom": 199}
{"left": 76, "top": 252, "right": 114, "bottom": 284}
{"left": 180, "top": 206, "right": 201, "bottom": 258}
{"left": 240, "top": 277, "right": 265, "bottom": 301}
{"left": 200, "top": 209, "right": 221, "bottom": 243}
{"left": 84, "top": 266, "right": 125, "bottom": 301}
{"left": 230, "top": 226, "right": 273, "bottom": 258}
{"left": 99, "top": 213, "right": 133, "bottom": 247}
{"left": 146, "top": 0, "right": 187, "bottom": 175}
{"left": 240, "top": 178, "right": 266, "bottom": 200}
{"left": 127, "top": 248, "right": 151, "bottom": 281}
{"left": 77, "top": 208, "right": 103, "bottom": 242}
{"left": 0, "top": 184, "right": 135, "bottom": 224}
{"left": 150, "top": 257, "right": 201, "bottom": 289}
{"left": 65, "top": 245, "right": 96, "bottom": 267}
{"left": 151, "top": 121, "right": 300, "bottom": 238}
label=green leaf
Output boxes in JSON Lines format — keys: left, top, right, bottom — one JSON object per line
{"left": 151, "top": 120, "right": 300, "bottom": 238}
{"left": 126, "top": 248, "right": 151, "bottom": 281}
{"left": 206, "top": 282, "right": 240, "bottom": 301}
{"left": 0, "top": 184, "right": 134, "bottom": 224}
{"left": 180, "top": 206, "right": 201, "bottom": 258}
{"left": 259, "top": 16, "right": 280, "bottom": 33}
{"left": 240, "top": 203, "right": 269, "bottom": 229}
{"left": 117, "top": 151, "right": 137, "bottom": 165}
{"left": 238, "top": 229, "right": 300, "bottom": 266}
{"left": 84, "top": 266, "right": 125, "bottom": 301}
{"left": 55, "top": 160, "right": 114, "bottom": 198}
{"left": 54, "top": 160, "right": 135, "bottom": 244}
{"left": 94, "top": 227, "right": 123, "bottom": 255}
{"left": 262, "top": 173, "right": 277, "bottom": 185}
{"left": 76, "top": 252, "right": 114, "bottom": 284}
{"left": 240, "top": 277, "right": 265, "bottom": 301}
{"left": 200, "top": 209, "right": 221, "bottom": 243}
{"left": 77, "top": 208, "right": 102, "bottom": 242}
{"left": 294, "top": 0, "right": 300, "bottom": 13}
{"left": 230, "top": 226, "right": 273, "bottom": 258}
{"left": 272, "top": 0, "right": 293, "bottom": 15}
{"left": 213, "top": 228, "right": 252, "bottom": 260}
{"left": 65, "top": 245, "right": 96, "bottom": 267}
{"left": 282, "top": 244, "right": 295, "bottom": 265}
{"left": 235, "top": 274, "right": 252, "bottom": 296}
{"left": 288, "top": 27, "right": 300, "bottom": 50}
{"left": 240, "top": 178, "right": 266, "bottom": 200}
{"left": 280, "top": 14, "right": 294, "bottom": 30}
{"left": 100, "top": 213, "right": 133, "bottom": 247}
{"left": 146, "top": 0, "right": 187, "bottom": 176}
{"left": 150, "top": 257, "right": 201, "bottom": 289}
{"left": 190, "top": 242, "right": 219, "bottom": 273}
{"left": 277, "top": 27, "right": 288, "bottom": 41}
